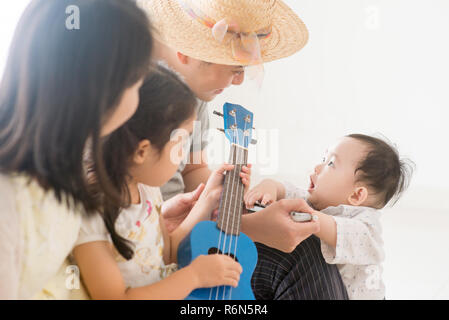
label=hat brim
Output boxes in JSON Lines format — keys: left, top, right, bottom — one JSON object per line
{"left": 140, "top": 0, "right": 309, "bottom": 66}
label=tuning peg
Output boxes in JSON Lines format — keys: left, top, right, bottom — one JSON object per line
{"left": 213, "top": 111, "right": 224, "bottom": 117}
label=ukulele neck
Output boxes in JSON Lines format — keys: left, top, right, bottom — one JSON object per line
{"left": 216, "top": 143, "right": 248, "bottom": 236}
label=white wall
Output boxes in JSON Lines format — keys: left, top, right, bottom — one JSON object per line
{"left": 0, "top": 1, "right": 29, "bottom": 75}
{"left": 206, "top": 1, "right": 449, "bottom": 299}
{"left": 208, "top": 0, "right": 449, "bottom": 213}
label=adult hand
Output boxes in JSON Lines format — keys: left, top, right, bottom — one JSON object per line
{"left": 162, "top": 164, "right": 251, "bottom": 232}
{"left": 241, "top": 198, "right": 320, "bottom": 253}
{"left": 161, "top": 183, "right": 205, "bottom": 233}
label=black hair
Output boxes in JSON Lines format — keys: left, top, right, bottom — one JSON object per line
{"left": 98, "top": 64, "right": 197, "bottom": 260}
{"left": 346, "top": 134, "right": 414, "bottom": 208}
{"left": 0, "top": 0, "right": 153, "bottom": 214}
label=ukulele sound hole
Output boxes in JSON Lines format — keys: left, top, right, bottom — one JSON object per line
{"left": 207, "top": 247, "right": 239, "bottom": 262}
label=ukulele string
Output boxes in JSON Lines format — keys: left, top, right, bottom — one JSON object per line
{"left": 227, "top": 118, "right": 249, "bottom": 300}
{"left": 210, "top": 130, "right": 236, "bottom": 300}
{"left": 232, "top": 125, "right": 248, "bottom": 263}
{"left": 220, "top": 122, "right": 240, "bottom": 300}
{"left": 223, "top": 140, "right": 240, "bottom": 300}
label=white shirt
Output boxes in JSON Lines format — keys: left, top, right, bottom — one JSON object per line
{"left": 283, "top": 181, "right": 385, "bottom": 300}
{"left": 75, "top": 183, "right": 177, "bottom": 288}
{"left": 0, "top": 173, "right": 82, "bottom": 299}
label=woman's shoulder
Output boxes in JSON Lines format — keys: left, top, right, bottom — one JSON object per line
{"left": 0, "top": 172, "right": 83, "bottom": 243}
{"left": 0, "top": 172, "right": 83, "bottom": 299}
{"left": 1, "top": 172, "right": 84, "bottom": 215}
{"left": 0, "top": 172, "right": 17, "bottom": 206}
{"left": 0, "top": 173, "right": 47, "bottom": 216}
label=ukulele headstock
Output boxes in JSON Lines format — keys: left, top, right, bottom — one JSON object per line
{"left": 217, "top": 103, "right": 254, "bottom": 149}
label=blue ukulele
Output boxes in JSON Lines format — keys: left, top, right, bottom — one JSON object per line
{"left": 177, "top": 102, "right": 258, "bottom": 300}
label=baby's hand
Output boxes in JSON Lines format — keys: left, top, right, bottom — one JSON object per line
{"left": 189, "top": 254, "right": 243, "bottom": 289}
{"left": 244, "top": 179, "right": 279, "bottom": 209}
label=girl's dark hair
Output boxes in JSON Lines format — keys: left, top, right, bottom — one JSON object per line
{"left": 0, "top": 0, "right": 153, "bottom": 214}
{"left": 346, "top": 134, "right": 414, "bottom": 208}
{"left": 99, "top": 64, "right": 197, "bottom": 260}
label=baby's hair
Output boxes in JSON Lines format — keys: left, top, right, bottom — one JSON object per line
{"left": 346, "top": 134, "right": 414, "bottom": 208}
{"left": 95, "top": 64, "right": 197, "bottom": 260}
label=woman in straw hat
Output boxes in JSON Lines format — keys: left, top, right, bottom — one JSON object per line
{"left": 138, "top": 0, "right": 348, "bottom": 299}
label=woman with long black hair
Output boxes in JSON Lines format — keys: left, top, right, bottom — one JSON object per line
{"left": 0, "top": 0, "right": 153, "bottom": 299}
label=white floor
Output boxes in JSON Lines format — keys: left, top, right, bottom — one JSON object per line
{"left": 381, "top": 206, "right": 449, "bottom": 299}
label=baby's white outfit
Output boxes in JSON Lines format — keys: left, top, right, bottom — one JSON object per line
{"left": 284, "top": 181, "right": 385, "bottom": 300}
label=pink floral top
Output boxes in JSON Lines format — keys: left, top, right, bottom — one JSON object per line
{"left": 75, "top": 183, "right": 177, "bottom": 288}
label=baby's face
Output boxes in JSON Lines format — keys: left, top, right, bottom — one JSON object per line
{"left": 307, "top": 137, "right": 368, "bottom": 210}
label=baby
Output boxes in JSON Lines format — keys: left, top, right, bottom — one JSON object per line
{"left": 245, "top": 134, "right": 413, "bottom": 300}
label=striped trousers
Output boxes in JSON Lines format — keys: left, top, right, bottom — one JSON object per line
{"left": 251, "top": 235, "right": 349, "bottom": 300}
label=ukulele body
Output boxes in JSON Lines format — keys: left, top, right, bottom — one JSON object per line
{"left": 177, "top": 220, "right": 258, "bottom": 300}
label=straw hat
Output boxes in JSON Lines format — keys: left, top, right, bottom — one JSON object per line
{"left": 138, "top": 0, "right": 309, "bottom": 66}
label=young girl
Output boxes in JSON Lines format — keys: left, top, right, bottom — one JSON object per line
{"left": 73, "top": 64, "right": 251, "bottom": 299}
{"left": 245, "top": 134, "right": 414, "bottom": 299}
{"left": 0, "top": 0, "right": 153, "bottom": 299}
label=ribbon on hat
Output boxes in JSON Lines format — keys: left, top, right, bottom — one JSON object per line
{"left": 178, "top": 0, "right": 271, "bottom": 66}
